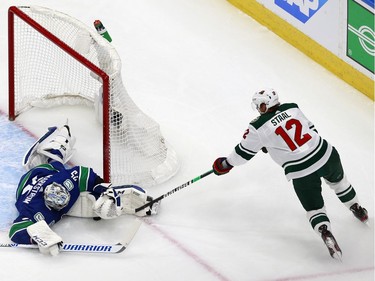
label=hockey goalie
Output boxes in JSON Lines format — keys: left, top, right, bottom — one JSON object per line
{"left": 8, "top": 124, "right": 158, "bottom": 256}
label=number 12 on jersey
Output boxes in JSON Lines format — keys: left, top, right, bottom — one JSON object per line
{"left": 275, "top": 119, "right": 312, "bottom": 151}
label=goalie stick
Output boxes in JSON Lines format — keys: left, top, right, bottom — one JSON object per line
{"left": 1, "top": 218, "right": 142, "bottom": 254}
{"left": 135, "top": 169, "right": 214, "bottom": 213}
{"left": 1, "top": 242, "right": 125, "bottom": 253}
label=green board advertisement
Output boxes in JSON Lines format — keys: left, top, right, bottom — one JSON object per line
{"left": 347, "top": 0, "right": 374, "bottom": 73}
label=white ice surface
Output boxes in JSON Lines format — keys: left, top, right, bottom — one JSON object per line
{"left": 0, "top": 1, "right": 373, "bottom": 280}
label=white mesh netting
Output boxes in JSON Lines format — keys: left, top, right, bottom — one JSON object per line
{"left": 10, "top": 6, "right": 179, "bottom": 186}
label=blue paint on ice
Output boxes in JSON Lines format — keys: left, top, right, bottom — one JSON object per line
{"left": 0, "top": 113, "right": 35, "bottom": 231}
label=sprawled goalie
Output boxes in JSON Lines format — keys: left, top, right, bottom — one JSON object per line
{"left": 8, "top": 124, "right": 158, "bottom": 256}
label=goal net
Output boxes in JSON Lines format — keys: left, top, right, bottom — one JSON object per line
{"left": 8, "top": 6, "right": 179, "bottom": 186}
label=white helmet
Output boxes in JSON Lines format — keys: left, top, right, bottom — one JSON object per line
{"left": 44, "top": 182, "right": 70, "bottom": 210}
{"left": 251, "top": 88, "right": 280, "bottom": 114}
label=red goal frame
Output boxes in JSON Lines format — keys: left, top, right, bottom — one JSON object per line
{"left": 8, "top": 6, "right": 111, "bottom": 182}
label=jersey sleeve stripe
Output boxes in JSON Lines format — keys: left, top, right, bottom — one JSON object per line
{"left": 16, "top": 171, "right": 33, "bottom": 199}
{"left": 235, "top": 144, "right": 257, "bottom": 160}
{"left": 8, "top": 220, "right": 34, "bottom": 240}
{"left": 78, "top": 167, "right": 90, "bottom": 192}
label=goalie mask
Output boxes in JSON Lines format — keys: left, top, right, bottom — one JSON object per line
{"left": 44, "top": 182, "right": 71, "bottom": 210}
{"left": 251, "top": 88, "right": 280, "bottom": 114}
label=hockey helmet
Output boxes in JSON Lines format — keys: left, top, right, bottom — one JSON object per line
{"left": 251, "top": 88, "right": 280, "bottom": 114}
{"left": 44, "top": 182, "right": 70, "bottom": 210}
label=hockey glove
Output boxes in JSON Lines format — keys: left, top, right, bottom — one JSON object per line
{"left": 213, "top": 157, "right": 233, "bottom": 176}
{"left": 27, "top": 220, "right": 63, "bottom": 256}
{"left": 93, "top": 187, "right": 123, "bottom": 219}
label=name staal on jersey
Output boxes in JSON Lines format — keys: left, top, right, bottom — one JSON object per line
{"left": 226, "top": 103, "right": 333, "bottom": 180}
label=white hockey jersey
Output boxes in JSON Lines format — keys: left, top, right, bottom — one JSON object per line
{"left": 226, "top": 103, "right": 332, "bottom": 180}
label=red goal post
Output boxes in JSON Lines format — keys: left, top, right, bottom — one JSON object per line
{"left": 8, "top": 6, "right": 179, "bottom": 186}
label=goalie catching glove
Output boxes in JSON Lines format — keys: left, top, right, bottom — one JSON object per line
{"left": 93, "top": 185, "right": 159, "bottom": 219}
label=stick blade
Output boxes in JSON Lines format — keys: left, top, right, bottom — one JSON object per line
{"left": 120, "top": 218, "right": 142, "bottom": 248}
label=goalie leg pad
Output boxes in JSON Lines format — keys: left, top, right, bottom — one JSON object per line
{"left": 23, "top": 125, "right": 76, "bottom": 170}
{"left": 26, "top": 220, "right": 63, "bottom": 256}
{"left": 112, "top": 185, "right": 148, "bottom": 216}
{"left": 92, "top": 185, "right": 157, "bottom": 218}
{"left": 23, "top": 126, "right": 57, "bottom": 170}
{"left": 116, "top": 185, "right": 157, "bottom": 217}
{"left": 38, "top": 125, "right": 76, "bottom": 164}
{"left": 66, "top": 192, "right": 97, "bottom": 218}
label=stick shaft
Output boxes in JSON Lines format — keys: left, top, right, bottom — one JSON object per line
{"left": 0, "top": 243, "right": 125, "bottom": 253}
{"left": 135, "top": 169, "right": 214, "bottom": 213}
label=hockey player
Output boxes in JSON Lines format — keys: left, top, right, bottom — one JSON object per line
{"left": 8, "top": 124, "right": 157, "bottom": 256}
{"left": 212, "top": 88, "right": 368, "bottom": 260}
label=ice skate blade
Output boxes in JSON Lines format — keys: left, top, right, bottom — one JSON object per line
{"left": 332, "top": 251, "right": 342, "bottom": 262}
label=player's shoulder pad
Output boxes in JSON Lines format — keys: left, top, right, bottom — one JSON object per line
{"left": 279, "top": 103, "right": 299, "bottom": 110}
{"left": 250, "top": 113, "right": 273, "bottom": 129}
{"left": 250, "top": 116, "right": 260, "bottom": 124}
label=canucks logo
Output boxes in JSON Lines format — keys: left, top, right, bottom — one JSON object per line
{"left": 275, "top": 0, "right": 328, "bottom": 23}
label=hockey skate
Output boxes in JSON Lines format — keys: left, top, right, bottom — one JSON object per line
{"left": 350, "top": 203, "right": 368, "bottom": 223}
{"left": 319, "top": 225, "right": 342, "bottom": 260}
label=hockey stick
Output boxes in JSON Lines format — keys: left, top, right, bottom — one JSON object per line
{"left": 1, "top": 218, "right": 142, "bottom": 254}
{"left": 0, "top": 242, "right": 126, "bottom": 253}
{"left": 135, "top": 169, "right": 214, "bottom": 213}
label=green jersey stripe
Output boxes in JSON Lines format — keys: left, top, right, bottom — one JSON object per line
{"left": 284, "top": 139, "right": 329, "bottom": 176}
{"left": 250, "top": 103, "right": 299, "bottom": 129}
{"left": 235, "top": 144, "right": 256, "bottom": 160}
{"left": 9, "top": 220, "right": 34, "bottom": 239}
{"left": 78, "top": 167, "right": 90, "bottom": 192}
{"left": 282, "top": 137, "right": 323, "bottom": 168}
{"left": 16, "top": 171, "right": 33, "bottom": 199}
